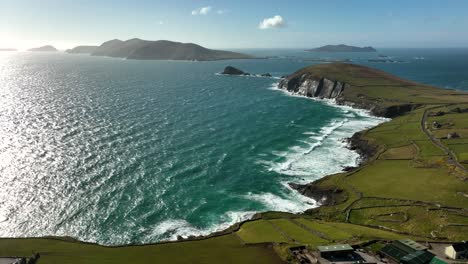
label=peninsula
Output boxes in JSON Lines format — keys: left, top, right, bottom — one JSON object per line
{"left": 28, "top": 45, "right": 58, "bottom": 52}
{"left": 90, "top": 38, "right": 254, "bottom": 61}
{"left": 0, "top": 48, "right": 17, "bottom": 51}
{"left": 307, "top": 44, "right": 376, "bottom": 52}
{"left": 1, "top": 64, "right": 467, "bottom": 263}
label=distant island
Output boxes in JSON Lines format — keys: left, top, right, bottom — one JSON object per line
{"left": 28, "top": 45, "right": 58, "bottom": 52}
{"left": 90, "top": 38, "right": 254, "bottom": 61}
{"left": 0, "top": 48, "right": 17, "bottom": 51}
{"left": 307, "top": 44, "right": 376, "bottom": 52}
{"left": 66, "top": 45, "right": 98, "bottom": 54}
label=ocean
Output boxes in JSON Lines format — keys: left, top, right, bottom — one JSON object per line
{"left": 0, "top": 48, "right": 467, "bottom": 245}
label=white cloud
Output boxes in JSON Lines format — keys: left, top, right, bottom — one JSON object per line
{"left": 259, "top": 15, "right": 286, "bottom": 29}
{"left": 191, "top": 6, "right": 212, "bottom": 15}
{"left": 216, "top": 9, "right": 228, "bottom": 15}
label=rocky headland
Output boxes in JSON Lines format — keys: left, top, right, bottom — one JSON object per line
{"left": 277, "top": 63, "right": 430, "bottom": 118}
{"left": 288, "top": 182, "right": 345, "bottom": 206}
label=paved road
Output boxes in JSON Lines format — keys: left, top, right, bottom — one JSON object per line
{"left": 421, "top": 105, "right": 468, "bottom": 174}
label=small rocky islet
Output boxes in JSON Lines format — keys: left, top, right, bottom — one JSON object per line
{"left": 221, "top": 66, "right": 272, "bottom": 77}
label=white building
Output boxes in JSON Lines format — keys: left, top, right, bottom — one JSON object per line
{"left": 445, "top": 242, "right": 468, "bottom": 260}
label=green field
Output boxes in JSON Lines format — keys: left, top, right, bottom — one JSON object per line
{"left": 236, "top": 218, "right": 404, "bottom": 247}
{"left": 426, "top": 104, "right": 468, "bottom": 169}
{"left": 237, "top": 220, "right": 289, "bottom": 243}
{"left": 0, "top": 234, "right": 283, "bottom": 264}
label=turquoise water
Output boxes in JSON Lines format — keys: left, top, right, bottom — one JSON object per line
{"left": 0, "top": 49, "right": 467, "bottom": 244}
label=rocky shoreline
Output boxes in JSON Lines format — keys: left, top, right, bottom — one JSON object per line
{"left": 288, "top": 182, "right": 345, "bottom": 207}
{"left": 278, "top": 74, "right": 418, "bottom": 118}
{"left": 287, "top": 131, "right": 378, "bottom": 205}
{"left": 220, "top": 64, "right": 389, "bottom": 210}
{"left": 277, "top": 71, "right": 387, "bottom": 206}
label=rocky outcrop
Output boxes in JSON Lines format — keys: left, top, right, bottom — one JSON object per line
{"left": 288, "top": 182, "right": 344, "bottom": 206}
{"left": 348, "top": 132, "right": 379, "bottom": 165}
{"left": 221, "top": 67, "right": 273, "bottom": 78}
{"left": 278, "top": 74, "right": 346, "bottom": 100}
{"left": 222, "top": 66, "right": 247, "bottom": 75}
{"left": 447, "top": 132, "right": 460, "bottom": 139}
{"left": 278, "top": 72, "right": 419, "bottom": 118}
{"left": 373, "top": 104, "right": 420, "bottom": 118}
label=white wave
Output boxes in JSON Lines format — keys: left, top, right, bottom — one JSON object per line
{"left": 244, "top": 189, "right": 317, "bottom": 213}
{"left": 144, "top": 210, "right": 257, "bottom": 242}
{"left": 259, "top": 85, "right": 389, "bottom": 179}
{"left": 144, "top": 219, "right": 203, "bottom": 241}
{"left": 268, "top": 118, "right": 382, "bottom": 177}
{"left": 267, "top": 82, "right": 281, "bottom": 90}
{"left": 273, "top": 86, "right": 388, "bottom": 122}
{"left": 271, "top": 150, "right": 288, "bottom": 157}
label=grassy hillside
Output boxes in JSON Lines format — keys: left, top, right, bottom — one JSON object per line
{"left": 91, "top": 38, "right": 254, "bottom": 61}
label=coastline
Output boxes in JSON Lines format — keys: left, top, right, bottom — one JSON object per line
{"left": 0, "top": 78, "right": 389, "bottom": 247}
{"left": 2, "top": 63, "right": 467, "bottom": 248}
{"left": 0, "top": 79, "right": 389, "bottom": 246}
{"left": 275, "top": 84, "right": 388, "bottom": 207}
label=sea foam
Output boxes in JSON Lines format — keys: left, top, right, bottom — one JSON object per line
{"left": 250, "top": 83, "right": 388, "bottom": 213}
{"left": 145, "top": 210, "right": 257, "bottom": 242}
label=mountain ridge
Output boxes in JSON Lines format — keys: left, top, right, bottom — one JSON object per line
{"left": 90, "top": 38, "right": 254, "bottom": 61}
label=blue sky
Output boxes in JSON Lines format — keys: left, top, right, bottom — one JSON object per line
{"left": 1, "top": 0, "right": 467, "bottom": 50}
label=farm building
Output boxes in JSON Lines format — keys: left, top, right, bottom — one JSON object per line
{"left": 400, "top": 250, "right": 435, "bottom": 264}
{"left": 428, "top": 257, "right": 448, "bottom": 264}
{"left": 380, "top": 239, "right": 433, "bottom": 264}
{"left": 317, "top": 244, "right": 354, "bottom": 259}
{"left": 445, "top": 242, "right": 468, "bottom": 260}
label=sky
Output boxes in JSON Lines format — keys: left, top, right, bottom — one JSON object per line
{"left": 1, "top": 0, "right": 468, "bottom": 50}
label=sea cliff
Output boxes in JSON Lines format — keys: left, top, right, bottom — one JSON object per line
{"left": 278, "top": 74, "right": 418, "bottom": 118}
{"left": 276, "top": 63, "right": 447, "bottom": 118}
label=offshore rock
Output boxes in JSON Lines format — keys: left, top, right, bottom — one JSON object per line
{"left": 222, "top": 66, "right": 247, "bottom": 75}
